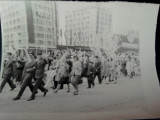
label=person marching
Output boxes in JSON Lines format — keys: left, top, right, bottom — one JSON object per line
{"left": 86, "top": 61, "right": 95, "bottom": 88}
{"left": 15, "top": 56, "right": 25, "bottom": 85}
{"left": 27, "top": 52, "right": 48, "bottom": 101}
{"left": 93, "top": 56, "right": 102, "bottom": 84}
{"left": 13, "top": 52, "right": 36, "bottom": 100}
{"left": 0, "top": 52, "right": 16, "bottom": 93}
{"left": 70, "top": 56, "right": 82, "bottom": 95}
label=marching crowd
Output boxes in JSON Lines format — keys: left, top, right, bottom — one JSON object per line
{"left": 0, "top": 48, "right": 140, "bottom": 101}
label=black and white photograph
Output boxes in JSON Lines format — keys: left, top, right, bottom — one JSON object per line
{"left": 0, "top": 1, "right": 160, "bottom": 120}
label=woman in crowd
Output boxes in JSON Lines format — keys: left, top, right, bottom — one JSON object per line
{"left": 54, "top": 56, "right": 71, "bottom": 93}
{"left": 70, "top": 56, "right": 82, "bottom": 95}
{"left": 101, "top": 55, "right": 110, "bottom": 84}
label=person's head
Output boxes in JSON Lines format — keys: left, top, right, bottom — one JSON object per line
{"left": 7, "top": 52, "right": 12, "bottom": 59}
{"left": 103, "top": 54, "right": 107, "bottom": 59}
{"left": 89, "top": 61, "right": 93, "bottom": 66}
{"left": 37, "top": 52, "right": 42, "bottom": 59}
{"left": 28, "top": 52, "right": 35, "bottom": 59}
{"left": 94, "top": 56, "right": 99, "bottom": 61}
{"left": 53, "top": 57, "right": 56, "bottom": 60}
{"left": 66, "top": 56, "right": 71, "bottom": 61}
{"left": 73, "top": 56, "right": 78, "bottom": 61}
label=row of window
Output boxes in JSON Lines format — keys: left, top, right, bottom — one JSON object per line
{"left": 35, "top": 33, "right": 52, "bottom": 39}
{"left": 3, "top": 18, "right": 21, "bottom": 27}
{"left": 3, "top": 10, "right": 19, "bottom": 19}
{"left": 66, "top": 11, "right": 90, "bottom": 19}
{"left": 3, "top": 25, "right": 21, "bottom": 33}
{"left": 34, "top": 26, "right": 53, "bottom": 32}
{"left": 66, "top": 16, "right": 90, "bottom": 22}
{"left": 34, "top": 18, "right": 51, "bottom": 26}
{"left": 66, "top": 25, "right": 90, "bottom": 30}
{"left": 66, "top": 21, "right": 90, "bottom": 26}
{"left": 69, "top": 41, "right": 89, "bottom": 46}
{"left": 37, "top": 40, "right": 52, "bottom": 45}
{"left": 4, "top": 32, "right": 24, "bottom": 39}
{"left": 6, "top": 41, "right": 14, "bottom": 44}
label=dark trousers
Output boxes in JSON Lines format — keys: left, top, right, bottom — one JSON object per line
{"left": 94, "top": 72, "right": 102, "bottom": 84}
{"left": 17, "top": 75, "right": 33, "bottom": 98}
{"left": 53, "top": 76, "right": 63, "bottom": 89}
{"left": 33, "top": 77, "right": 45, "bottom": 92}
{"left": 87, "top": 75, "right": 94, "bottom": 88}
{"left": 30, "top": 76, "right": 47, "bottom": 99}
{"left": 0, "top": 76, "right": 16, "bottom": 92}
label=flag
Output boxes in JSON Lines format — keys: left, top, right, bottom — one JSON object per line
{"left": 60, "top": 28, "right": 62, "bottom": 38}
{"left": 78, "top": 31, "right": 81, "bottom": 42}
{"left": 70, "top": 30, "right": 72, "bottom": 45}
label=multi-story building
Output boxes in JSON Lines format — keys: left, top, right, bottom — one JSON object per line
{"left": 65, "top": 5, "right": 112, "bottom": 47}
{"left": 1, "top": 1, "right": 57, "bottom": 54}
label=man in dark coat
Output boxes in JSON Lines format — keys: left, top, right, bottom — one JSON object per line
{"left": 93, "top": 56, "right": 102, "bottom": 84}
{"left": 0, "top": 52, "right": 16, "bottom": 93}
{"left": 27, "top": 52, "right": 48, "bottom": 101}
{"left": 13, "top": 52, "right": 36, "bottom": 100}
{"left": 86, "top": 61, "right": 95, "bottom": 88}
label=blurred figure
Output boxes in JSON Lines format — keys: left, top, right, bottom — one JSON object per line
{"left": 93, "top": 56, "right": 102, "bottom": 84}
{"left": 70, "top": 56, "right": 82, "bottom": 95}
{"left": 0, "top": 52, "right": 16, "bottom": 93}
{"left": 86, "top": 61, "right": 94, "bottom": 88}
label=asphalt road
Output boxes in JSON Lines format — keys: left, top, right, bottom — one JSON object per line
{"left": 0, "top": 76, "right": 158, "bottom": 120}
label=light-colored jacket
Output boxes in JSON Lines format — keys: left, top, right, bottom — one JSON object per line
{"left": 71, "top": 60, "right": 82, "bottom": 76}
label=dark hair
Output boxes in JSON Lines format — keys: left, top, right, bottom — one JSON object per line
{"left": 74, "top": 56, "right": 78, "bottom": 60}
{"left": 95, "top": 56, "right": 98, "bottom": 58}
{"left": 28, "top": 52, "right": 35, "bottom": 56}
{"left": 7, "top": 52, "right": 12, "bottom": 56}
{"left": 37, "top": 52, "right": 42, "bottom": 56}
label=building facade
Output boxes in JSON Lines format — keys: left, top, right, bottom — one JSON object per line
{"left": 65, "top": 5, "right": 112, "bottom": 47}
{"left": 1, "top": 1, "right": 57, "bottom": 53}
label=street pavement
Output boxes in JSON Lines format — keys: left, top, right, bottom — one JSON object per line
{"left": 0, "top": 76, "right": 158, "bottom": 120}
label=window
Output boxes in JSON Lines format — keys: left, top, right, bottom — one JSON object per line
{"left": 47, "top": 41, "right": 51, "bottom": 45}
{"left": 16, "top": 11, "right": 19, "bottom": 15}
{"left": 17, "top": 18, "right": 20, "bottom": 23}
{"left": 19, "top": 40, "right": 21, "bottom": 44}
{"left": 18, "top": 33, "right": 21, "bottom": 36}
{"left": 17, "top": 25, "right": 21, "bottom": 30}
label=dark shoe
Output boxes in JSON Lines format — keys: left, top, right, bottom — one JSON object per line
{"left": 54, "top": 90, "right": 58, "bottom": 93}
{"left": 35, "top": 91, "right": 38, "bottom": 94}
{"left": 87, "top": 87, "right": 91, "bottom": 88}
{"left": 66, "top": 90, "right": 70, "bottom": 92}
{"left": 10, "top": 86, "right": 16, "bottom": 91}
{"left": 27, "top": 98, "right": 35, "bottom": 101}
{"left": 73, "top": 92, "right": 78, "bottom": 95}
{"left": 51, "top": 86, "right": 55, "bottom": 89}
{"left": 13, "top": 97, "right": 20, "bottom": 101}
{"left": 93, "top": 83, "right": 95, "bottom": 87}
{"left": 43, "top": 89, "right": 48, "bottom": 97}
